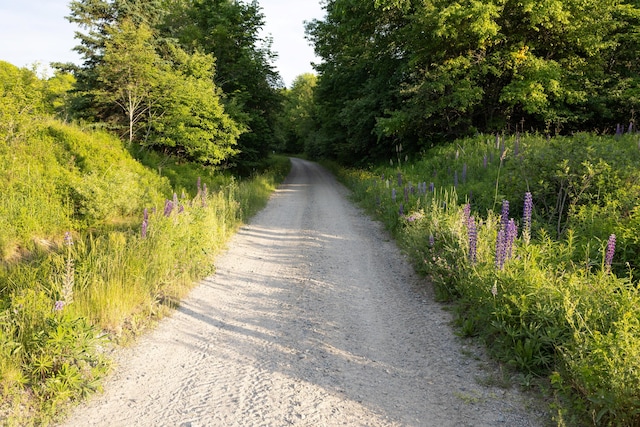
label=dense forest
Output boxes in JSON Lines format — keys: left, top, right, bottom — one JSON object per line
{"left": 303, "top": 0, "right": 640, "bottom": 164}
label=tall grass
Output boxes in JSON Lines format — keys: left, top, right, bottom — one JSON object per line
{"left": 0, "top": 114, "right": 290, "bottom": 424}
{"left": 332, "top": 132, "right": 640, "bottom": 426}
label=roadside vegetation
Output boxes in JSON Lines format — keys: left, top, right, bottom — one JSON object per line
{"left": 330, "top": 131, "right": 640, "bottom": 426}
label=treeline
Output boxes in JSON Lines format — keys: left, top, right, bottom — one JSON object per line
{"left": 53, "top": 0, "right": 282, "bottom": 173}
{"left": 301, "top": 0, "right": 640, "bottom": 164}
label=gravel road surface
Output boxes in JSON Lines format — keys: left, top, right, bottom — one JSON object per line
{"left": 60, "top": 158, "right": 546, "bottom": 426}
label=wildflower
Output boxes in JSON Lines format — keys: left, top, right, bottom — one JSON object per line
{"left": 454, "top": 170, "right": 458, "bottom": 187}
{"left": 54, "top": 301, "right": 65, "bottom": 311}
{"left": 605, "top": 234, "right": 616, "bottom": 272}
{"left": 173, "top": 192, "right": 178, "bottom": 207}
{"left": 483, "top": 154, "right": 488, "bottom": 168}
{"left": 429, "top": 182, "right": 435, "bottom": 192}
{"left": 429, "top": 233, "right": 435, "bottom": 248}
{"left": 399, "top": 203, "right": 404, "bottom": 216}
{"left": 164, "top": 200, "right": 174, "bottom": 217}
{"left": 523, "top": 192, "right": 533, "bottom": 244}
{"left": 491, "top": 282, "right": 498, "bottom": 297}
{"left": 468, "top": 216, "right": 477, "bottom": 264}
{"left": 143, "top": 207, "right": 149, "bottom": 222}
{"left": 64, "top": 231, "right": 73, "bottom": 247}
{"left": 392, "top": 188, "right": 397, "bottom": 203}
{"left": 141, "top": 219, "right": 148, "bottom": 239}
{"left": 462, "top": 163, "right": 467, "bottom": 183}
{"left": 463, "top": 203, "right": 471, "bottom": 224}
{"left": 197, "top": 176, "right": 202, "bottom": 195}
{"left": 500, "top": 200, "right": 510, "bottom": 231}
{"left": 397, "top": 172, "right": 402, "bottom": 187}
{"left": 385, "top": 179, "right": 390, "bottom": 189}
{"left": 404, "top": 186, "right": 409, "bottom": 203}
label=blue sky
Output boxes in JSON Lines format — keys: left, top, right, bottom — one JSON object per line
{"left": 0, "top": 0, "right": 324, "bottom": 87}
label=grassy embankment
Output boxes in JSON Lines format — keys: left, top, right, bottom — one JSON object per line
{"left": 0, "top": 117, "right": 290, "bottom": 425}
{"left": 330, "top": 132, "right": 640, "bottom": 426}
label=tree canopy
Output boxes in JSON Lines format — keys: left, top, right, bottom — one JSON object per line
{"left": 306, "top": 0, "right": 640, "bottom": 164}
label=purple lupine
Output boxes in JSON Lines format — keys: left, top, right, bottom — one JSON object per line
{"left": 404, "top": 186, "right": 409, "bottom": 203}
{"left": 164, "top": 200, "right": 174, "bottom": 217}
{"left": 173, "top": 192, "right": 178, "bottom": 207}
{"left": 429, "top": 182, "right": 435, "bottom": 192}
{"left": 391, "top": 188, "right": 397, "bottom": 203}
{"left": 628, "top": 122, "right": 634, "bottom": 134}
{"left": 523, "top": 192, "right": 533, "bottom": 244}
{"left": 500, "top": 200, "right": 510, "bottom": 231}
{"left": 605, "top": 234, "right": 616, "bottom": 272}
{"left": 463, "top": 203, "right": 471, "bottom": 224}
{"left": 616, "top": 124, "right": 623, "bottom": 138}
{"left": 399, "top": 203, "right": 404, "bottom": 216}
{"left": 64, "top": 231, "right": 73, "bottom": 247}
{"left": 429, "top": 233, "right": 435, "bottom": 248}
{"left": 462, "top": 163, "right": 467, "bottom": 183}
{"left": 454, "top": 170, "right": 458, "bottom": 187}
{"left": 468, "top": 216, "right": 477, "bottom": 264}
{"left": 397, "top": 172, "right": 403, "bottom": 187}
{"left": 141, "top": 219, "right": 148, "bottom": 239}
{"left": 143, "top": 207, "right": 149, "bottom": 222}
{"left": 54, "top": 300, "right": 65, "bottom": 311}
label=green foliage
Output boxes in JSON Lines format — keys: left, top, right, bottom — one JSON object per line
{"left": 307, "top": 0, "right": 640, "bottom": 161}
{"left": 335, "top": 132, "right": 640, "bottom": 424}
{"left": 274, "top": 73, "right": 318, "bottom": 154}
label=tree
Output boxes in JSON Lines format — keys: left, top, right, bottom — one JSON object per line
{"left": 94, "top": 19, "right": 158, "bottom": 143}
{"left": 161, "top": 0, "right": 283, "bottom": 171}
{"left": 274, "top": 73, "right": 317, "bottom": 154}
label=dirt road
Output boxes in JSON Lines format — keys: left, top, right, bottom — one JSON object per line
{"left": 60, "top": 158, "right": 545, "bottom": 426}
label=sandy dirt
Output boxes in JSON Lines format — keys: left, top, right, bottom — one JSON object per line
{"left": 60, "top": 158, "right": 547, "bottom": 426}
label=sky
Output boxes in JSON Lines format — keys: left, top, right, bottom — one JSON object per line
{"left": 0, "top": 0, "right": 324, "bottom": 87}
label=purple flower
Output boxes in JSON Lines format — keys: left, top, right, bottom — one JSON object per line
{"left": 429, "top": 233, "right": 435, "bottom": 248}
{"left": 392, "top": 188, "right": 397, "bottom": 203}
{"left": 505, "top": 219, "right": 518, "bottom": 260}
{"left": 462, "top": 163, "right": 467, "bottom": 183}
{"left": 523, "top": 192, "right": 533, "bottom": 244}
{"left": 399, "top": 203, "right": 404, "bottom": 216}
{"left": 429, "top": 182, "right": 435, "bottom": 192}
{"left": 500, "top": 200, "right": 510, "bottom": 232}
{"left": 54, "top": 301, "right": 65, "bottom": 311}
{"left": 468, "top": 216, "right": 477, "bottom": 264}
{"left": 143, "top": 208, "right": 149, "bottom": 222}
{"left": 454, "top": 170, "right": 458, "bottom": 187}
{"left": 141, "top": 219, "right": 148, "bottom": 239}
{"left": 164, "top": 200, "right": 174, "bottom": 217}
{"left": 64, "top": 231, "right": 73, "bottom": 247}
{"left": 404, "top": 186, "right": 409, "bottom": 203}
{"left": 397, "top": 172, "right": 402, "bottom": 187}
{"left": 605, "top": 234, "right": 616, "bottom": 272}
{"left": 463, "top": 203, "right": 471, "bottom": 224}
{"left": 173, "top": 192, "right": 179, "bottom": 207}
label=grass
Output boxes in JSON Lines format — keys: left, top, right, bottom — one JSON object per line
{"left": 330, "top": 132, "right": 640, "bottom": 426}
{"left": 0, "top": 113, "right": 290, "bottom": 425}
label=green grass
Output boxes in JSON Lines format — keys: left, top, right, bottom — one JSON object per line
{"left": 0, "top": 112, "right": 290, "bottom": 424}
{"left": 332, "top": 132, "right": 640, "bottom": 426}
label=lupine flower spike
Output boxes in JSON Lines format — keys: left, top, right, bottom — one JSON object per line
{"left": 523, "top": 192, "right": 533, "bottom": 245}
{"left": 605, "top": 234, "right": 616, "bottom": 273}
